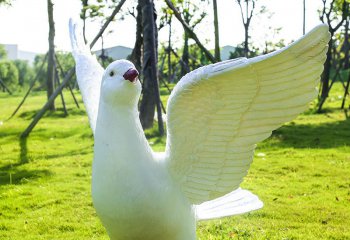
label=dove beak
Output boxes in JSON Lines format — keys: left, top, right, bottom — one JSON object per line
{"left": 123, "top": 68, "right": 139, "bottom": 83}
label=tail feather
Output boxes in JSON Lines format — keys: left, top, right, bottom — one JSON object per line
{"left": 194, "top": 188, "right": 263, "bottom": 221}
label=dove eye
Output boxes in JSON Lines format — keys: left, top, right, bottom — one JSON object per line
{"left": 109, "top": 71, "right": 115, "bottom": 77}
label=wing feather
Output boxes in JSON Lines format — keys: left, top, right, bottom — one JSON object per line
{"left": 69, "top": 19, "right": 104, "bottom": 134}
{"left": 166, "top": 24, "right": 330, "bottom": 204}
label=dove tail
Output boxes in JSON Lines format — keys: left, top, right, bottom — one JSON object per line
{"left": 194, "top": 188, "right": 263, "bottom": 221}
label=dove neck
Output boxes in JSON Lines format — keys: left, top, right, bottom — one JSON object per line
{"left": 95, "top": 102, "right": 153, "bottom": 160}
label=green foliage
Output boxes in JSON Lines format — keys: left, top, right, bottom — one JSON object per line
{"left": 229, "top": 43, "right": 260, "bottom": 59}
{"left": 0, "top": 83, "right": 349, "bottom": 239}
{"left": 0, "top": 45, "right": 7, "bottom": 59}
{"left": 169, "top": 0, "right": 209, "bottom": 27}
{"left": 33, "top": 51, "right": 76, "bottom": 90}
{"left": 13, "top": 60, "right": 35, "bottom": 86}
{"left": 80, "top": 0, "right": 122, "bottom": 23}
{"left": 319, "top": 0, "right": 349, "bottom": 25}
{"left": 0, "top": 60, "right": 19, "bottom": 88}
{"left": 159, "top": 43, "right": 211, "bottom": 82}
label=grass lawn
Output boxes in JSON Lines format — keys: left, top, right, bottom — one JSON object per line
{"left": 0, "top": 84, "right": 349, "bottom": 239}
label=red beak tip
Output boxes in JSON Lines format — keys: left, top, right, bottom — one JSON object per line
{"left": 123, "top": 68, "right": 139, "bottom": 82}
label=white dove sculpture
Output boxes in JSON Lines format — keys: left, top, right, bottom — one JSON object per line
{"left": 69, "top": 20, "right": 330, "bottom": 240}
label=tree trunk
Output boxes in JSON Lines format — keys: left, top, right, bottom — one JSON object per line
{"left": 303, "top": 0, "right": 306, "bottom": 35}
{"left": 128, "top": 2, "right": 142, "bottom": 73}
{"left": 181, "top": 9, "right": 190, "bottom": 76}
{"left": 244, "top": 25, "right": 249, "bottom": 57}
{"left": 139, "top": 0, "right": 164, "bottom": 135}
{"left": 167, "top": 19, "right": 172, "bottom": 82}
{"left": 341, "top": 19, "right": 350, "bottom": 109}
{"left": 47, "top": 0, "right": 55, "bottom": 111}
{"left": 317, "top": 38, "right": 333, "bottom": 112}
{"left": 81, "top": 0, "right": 88, "bottom": 43}
{"left": 213, "top": 0, "right": 220, "bottom": 61}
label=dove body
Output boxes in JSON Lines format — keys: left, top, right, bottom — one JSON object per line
{"left": 92, "top": 62, "right": 195, "bottom": 240}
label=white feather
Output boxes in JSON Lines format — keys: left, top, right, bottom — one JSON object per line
{"left": 195, "top": 188, "right": 263, "bottom": 221}
{"left": 69, "top": 19, "right": 104, "bottom": 134}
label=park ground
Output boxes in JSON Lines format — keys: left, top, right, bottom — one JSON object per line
{"left": 0, "top": 84, "right": 349, "bottom": 239}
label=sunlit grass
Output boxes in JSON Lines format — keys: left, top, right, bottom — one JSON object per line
{"left": 0, "top": 84, "right": 349, "bottom": 239}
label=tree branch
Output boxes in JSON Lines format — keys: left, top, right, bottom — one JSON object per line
{"left": 332, "top": 1, "right": 348, "bottom": 32}
{"left": 89, "top": 0, "right": 127, "bottom": 48}
{"left": 237, "top": 0, "right": 246, "bottom": 26}
{"left": 165, "top": 0, "right": 217, "bottom": 63}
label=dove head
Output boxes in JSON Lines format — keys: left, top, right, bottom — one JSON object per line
{"left": 101, "top": 60, "right": 141, "bottom": 107}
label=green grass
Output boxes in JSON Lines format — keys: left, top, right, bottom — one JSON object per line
{"left": 0, "top": 84, "right": 349, "bottom": 239}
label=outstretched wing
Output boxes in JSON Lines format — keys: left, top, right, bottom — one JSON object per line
{"left": 69, "top": 19, "right": 104, "bottom": 134}
{"left": 165, "top": 24, "right": 330, "bottom": 205}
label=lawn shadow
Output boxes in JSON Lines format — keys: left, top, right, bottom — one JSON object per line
{"left": 18, "top": 108, "right": 86, "bottom": 120}
{"left": 0, "top": 137, "right": 52, "bottom": 186}
{"left": 43, "top": 147, "right": 93, "bottom": 160}
{"left": 0, "top": 167, "right": 52, "bottom": 186}
{"left": 268, "top": 117, "right": 350, "bottom": 149}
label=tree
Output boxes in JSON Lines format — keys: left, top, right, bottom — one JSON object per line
{"left": 317, "top": 0, "right": 349, "bottom": 112}
{"left": 139, "top": 0, "right": 164, "bottom": 134}
{"left": 236, "top": 0, "right": 257, "bottom": 57}
{"left": 47, "top": 0, "right": 56, "bottom": 111}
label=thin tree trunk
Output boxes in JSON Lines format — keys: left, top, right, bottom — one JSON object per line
{"left": 54, "top": 61, "right": 68, "bottom": 116}
{"left": 55, "top": 54, "right": 80, "bottom": 109}
{"left": 213, "top": 0, "right": 220, "bottom": 61}
{"left": 303, "top": 0, "right": 306, "bottom": 35}
{"left": 167, "top": 18, "right": 172, "bottom": 82}
{"left": 318, "top": 39, "right": 333, "bottom": 112}
{"left": 341, "top": 18, "right": 350, "bottom": 109}
{"left": 342, "top": 73, "right": 350, "bottom": 109}
{"left": 47, "top": 0, "right": 56, "bottom": 111}
{"left": 181, "top": 8, "right": 190, "bottom": 76}
{"left": 244, "top": 25, "right": 249, "bottom": 57}
{"left": 81, "top": 0, "right": 88, "bottom": 43}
